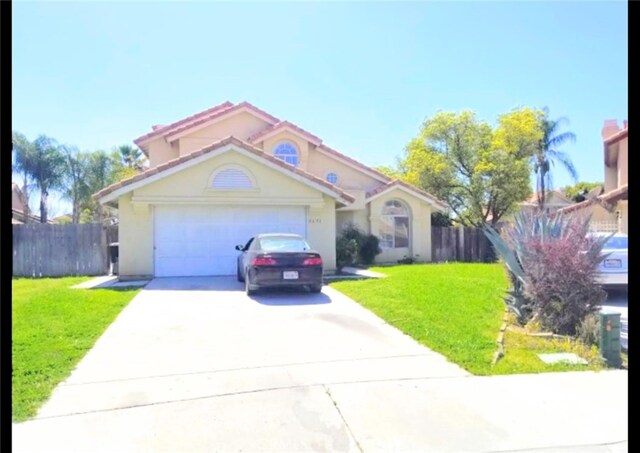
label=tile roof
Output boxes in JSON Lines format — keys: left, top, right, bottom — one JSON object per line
{"left": 558, "top": 184, "right": 628, "bottom": 214}
{"left": 134, "top": 101, "right": 282, "bottom": 149}
{"left": 133, "top": 101, "right": 234, "bottom": 146}
{"left": 94, "top": 136, "right": 356, "bottom": 204}
{"left": 604, "top": 127, "right": 628, "bottom": 146}
{"left": 163, "top": 102, "right": 280, "bottom": 141}
{"left": 366, "top": 179, "right": 447, "bottom": 210}
{"left": 248, "top": 121, "right": 323, "bottom": 145}
{"left": 317, "top": 144, "right": 391, "bottom": 182}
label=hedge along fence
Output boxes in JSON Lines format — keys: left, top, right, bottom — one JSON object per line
{"left": 12, "top": 223, "right": 116, "bottom": 277}
{"left": 431, "top": 226, "right": 492, "bottom": 263}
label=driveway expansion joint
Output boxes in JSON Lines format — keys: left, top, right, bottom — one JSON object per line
{"left": 323, "top": 384, "right": 364, "bottom": 453}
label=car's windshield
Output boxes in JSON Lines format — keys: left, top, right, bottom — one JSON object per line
{"left": 604, "top": 236, "right": 628, "bottom": 250}
{"left": 259, "top": 237, "right": 310, "bottom": 252}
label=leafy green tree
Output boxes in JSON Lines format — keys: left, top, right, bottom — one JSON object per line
{"left": 373, "top": 164, "right": 402, "bottom": 179}
{"left": 83, "top": 150, "right": 122, "bottom": 223}
{"left": 562, "top": 181, "right": 603, "bottom": 202}
{"left": 61, "top": 146, "right": 91, "bottom": 223}
{"left": 533, "top": 108, "right": 578, "bottom": 208}
{"left": 398, "top": 109, "right": 541, "bottom": 226}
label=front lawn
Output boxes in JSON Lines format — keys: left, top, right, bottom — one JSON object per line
{"left": 12, "top": 277, "right": 141, "bottom": 422}
{"left": 330, "top": 263, "right": 603, "bottom": 375}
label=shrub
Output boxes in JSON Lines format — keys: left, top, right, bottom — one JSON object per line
{"left": 336, "top": 223, "right": 382, "bottom": 269}
{"left": 484, "top": 210, "right": 609, "bottom": 335}
{"left": 336, "top": 236, "right": 359, "bottom": 270}
{"left": 431, "top": 212, "right": 453, "bottom": 227}
{"left": 359, "top": 234, "right": 381, "bottom": 264}
{"left": 577, "top": 313, "right": 600, "bottom": 346}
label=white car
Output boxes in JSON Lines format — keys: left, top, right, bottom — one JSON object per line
{"left": 590, "top": 232, "right": 628, "bottom": 287}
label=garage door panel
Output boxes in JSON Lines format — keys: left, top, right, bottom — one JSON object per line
{"left": 154, "top": 205, "right": 307, "bottom": 277}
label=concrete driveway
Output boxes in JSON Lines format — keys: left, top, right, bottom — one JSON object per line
{"left": 13, "top": 277, "right": 627, "bottom": 452}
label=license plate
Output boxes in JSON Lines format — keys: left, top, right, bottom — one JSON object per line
{"left": 283, "top": 271, "right": 299, "bottom": 280}
{"left": 604, "top": 259, "right": 622, "bottom": 268}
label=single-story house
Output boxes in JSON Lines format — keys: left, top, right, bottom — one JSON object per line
{"left": 94, "top": 101, "right": 447, "bottom": 279}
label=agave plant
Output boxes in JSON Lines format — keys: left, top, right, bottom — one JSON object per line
{"left": 484, "top": 209, "right": 611, "bottom": 328}
{"left": 484, "top": 221, "right": 530, "bottom": 322}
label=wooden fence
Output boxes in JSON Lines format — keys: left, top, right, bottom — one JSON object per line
{"left": 431, "top": 226, "right": 492, "bottom": 263}
{"left": 13, "top": 223, "right": 117, "bottom": 277}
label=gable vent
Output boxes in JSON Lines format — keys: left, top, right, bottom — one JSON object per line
{"left": 212, "top": 168, "right": 254, "bottom": 190}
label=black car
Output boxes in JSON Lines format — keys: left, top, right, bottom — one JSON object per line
{"left": 236, "top": 233, "right": 323, "bottom": 295}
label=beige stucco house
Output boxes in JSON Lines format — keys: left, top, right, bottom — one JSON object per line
{"left": 94, "top": 101, "right": 447, "bottom": 279}
{"left": 559, "top": 119, "right": 628, "bottom": 234}
{"left": 518, "top": 190, "right": 573, "bottom": 215}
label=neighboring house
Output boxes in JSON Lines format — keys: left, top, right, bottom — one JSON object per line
{"left": 518, "top": 190, "right": 574, "bottom": 214}
{"left": 12, "top": 182, "right": 56, "bottom": 224}
{"left": 94, "top": 101, "right": 447, "bottom": 279}
{"left": 559, "top": 119, "right": 628, "bottom": 233}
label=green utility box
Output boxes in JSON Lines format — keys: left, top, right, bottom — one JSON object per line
{"left": 599, "top": 311, "right": 622, "bottom": 368}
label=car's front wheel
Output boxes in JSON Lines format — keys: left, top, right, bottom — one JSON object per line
{"left": 237, "top": 263, "right": 244, "bottom": 282}
{"left": 245, "top": 270, "right": 258, "bottom": 296}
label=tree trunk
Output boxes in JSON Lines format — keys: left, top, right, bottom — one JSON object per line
{"left": 538, "top": 171, "right": 546, "bottom": 210}
{"left": 72, "top": 199, "right": 80, "bottom": 224}
{"left": 40, "top": 189, "right": 48, "bottom": 224}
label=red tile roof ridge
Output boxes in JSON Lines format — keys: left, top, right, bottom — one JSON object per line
{"left": 248, "top": 120, "right": 323, "bottom": 144}
{"left": 133, "top": 101, "right": 234, "bottom": 146}
{"left": 94, "top": 136, "right": 355, "bottom": 204}
{"left": 366, "top": 179, "right": 447, "bottom": 209}
{"left": 316, "top": 144, "right": 392, "bottom": 182}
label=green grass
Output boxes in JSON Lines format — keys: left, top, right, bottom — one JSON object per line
{"left": 330, "top": 263, "right": 603, "bottom": 375}
{"left": 12, "top": 277, "right": 141, "bottom": 422}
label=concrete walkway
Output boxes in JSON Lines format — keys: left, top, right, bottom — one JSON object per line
{"left": 13, "top": 277, "right": 628, "bottom": 452}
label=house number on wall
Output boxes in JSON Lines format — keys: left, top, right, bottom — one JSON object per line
{"left": 308, "top": 218, "right": 322, "bottom": 224}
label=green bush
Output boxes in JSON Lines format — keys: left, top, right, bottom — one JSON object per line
{"left": 359, "top": 234, "right": 381, "bottom": 264}
{"left": 577, "top": 313, "right": 600, "bottom": 346}
{"left": 336, "top": 236, "right": 359, "bottom": 269}
{"left": 336, "top": 223, "right": 382, "bottom": 269}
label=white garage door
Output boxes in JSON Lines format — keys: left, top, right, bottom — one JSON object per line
{"left": 154, "top": 205, "right": 307, "bottom": 277}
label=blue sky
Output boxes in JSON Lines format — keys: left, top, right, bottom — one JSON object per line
{"left": 13, "top": 1, "right": 627, "bottom": 216}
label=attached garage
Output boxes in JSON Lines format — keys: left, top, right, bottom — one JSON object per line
{"left": 154, "top": 205, "right": 307, "bottom": 277}
{"left": 94, "top": 138, "right": 354, "bottom": 279}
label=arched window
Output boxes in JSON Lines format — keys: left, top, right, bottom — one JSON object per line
{"left": 326, "top": 172, "right": 339, "bottom": 184}
{"left": 211, "top": 167, "right": 255, "bottom": 190}
{"left": 380, "top": 200, "right": 410, "bottom": 248}
{"left": 273, "top": 142, "right": 299, "bottom": 167}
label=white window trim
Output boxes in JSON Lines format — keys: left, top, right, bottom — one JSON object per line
{"left": 379, "top": 200, "right": 411, "bottom": 249}
{"left": 273, "top": 141, "right": 300, "bottom": 167}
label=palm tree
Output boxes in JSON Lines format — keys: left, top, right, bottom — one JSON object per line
{"left": 116, "top": 144, "right": 147, "bottom": 171}
{"left": 84, "top": 150, "right": 120, "bottom": 223}
{"left": 533, "top": 108, "right": 578, "bottom": 209}
{"left": 30, "top": 135, "right": 66, "bottom": 223}
{"left": 61, "top": 146, "right": 90, "bottom": 223}
{"left": 12, "top": 131, "right": 36, "bottom": 221}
